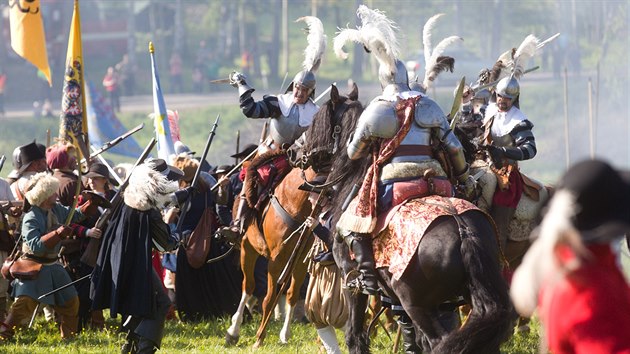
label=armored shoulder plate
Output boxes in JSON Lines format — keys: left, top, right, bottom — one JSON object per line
{"left": 361, "top": 99, "right": 398, "bottom": 139}
{"left": 414, "top": 97, "right": 447, "bottom": 128}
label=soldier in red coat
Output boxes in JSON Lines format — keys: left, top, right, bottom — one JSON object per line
{"left": 511, "top": 159, "right": 630, "bottom": 354}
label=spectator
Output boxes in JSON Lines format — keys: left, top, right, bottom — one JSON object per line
{"left": 169, "top": 53, "right": 183, "bottom": 94}
{"left": 511, "top": 159, "right": 630, "bottom": 353}
{"left": 0, "top": 68, "right": 6, "bottom": 118}
{"left": 102, "top": 67, "right": 121, "bottom": 113}
{"left": 116, "top": 54, "right": 136, "bottom": 97}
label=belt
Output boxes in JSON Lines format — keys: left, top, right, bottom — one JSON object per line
{"left": 394, "top": 144, "right": 433, "bottom": 157}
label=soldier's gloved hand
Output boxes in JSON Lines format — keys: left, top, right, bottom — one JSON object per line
{"left": 229, "top": 71, "right": 247, "bottom": 88}
{"left": 55, "top": 225, "right": 74, "bottom": 239}
{"left": 485, "top": 145, "right": 505, "bottom": 169}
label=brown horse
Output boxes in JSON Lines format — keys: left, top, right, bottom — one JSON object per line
{"left": 298, "top": 87, "right": 515, "bottom": 353}
{"left": 224, "top": 159, "right": 317, "bottom": 347}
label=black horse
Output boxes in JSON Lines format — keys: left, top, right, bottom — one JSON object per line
{"left": 297, "top": 85, "right": 515, "bottom": 353}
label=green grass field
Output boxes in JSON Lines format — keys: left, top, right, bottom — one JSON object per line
{"left": 2, "top": 311, "right": 541, "bottom": 353}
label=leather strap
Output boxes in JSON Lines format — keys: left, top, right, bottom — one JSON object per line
{"left": 394, "top": 144, "right": 433, "bottom": 158}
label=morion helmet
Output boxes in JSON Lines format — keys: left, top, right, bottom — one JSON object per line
{"left": 495, "top": 76, "right": 520, "bottom": 99}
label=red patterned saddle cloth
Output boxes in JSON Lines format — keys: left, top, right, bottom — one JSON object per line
{"left": 372, "top": 195, "right": 478, "bottom": 280}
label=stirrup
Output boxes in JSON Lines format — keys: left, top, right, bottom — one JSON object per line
{"left": 343, "top": 270, "right": 379, "bottom": 296}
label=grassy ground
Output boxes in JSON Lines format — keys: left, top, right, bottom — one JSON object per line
{"left": 2, "top": 311, "right": 540, "bottom": 354}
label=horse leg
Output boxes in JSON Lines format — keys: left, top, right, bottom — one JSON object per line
{"left": 254, "top": 258, "right": 282, "bottom": 348}
{"left": 225, "top": 239, "right": 258, "bottom": 346}
{"left": 317, "top": 325, "right": 342, "bottom": 354}
{"left": 280, "top": 260, "right": 308, "bottom": 344}
{"left": 344, "top": 291, "right": 369, "bottom": 354}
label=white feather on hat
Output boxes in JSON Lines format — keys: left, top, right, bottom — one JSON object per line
{"left": 296, "top": 16, "right": 327, "bottom": 74}
{"left": 24, "top": 172, "right": 60, "bottom": 207}
{"left": 421, "top": 14, "right": 462, "bottom": 91}
{"left": 123, "top": 161, "right": 179, "bottom": 211}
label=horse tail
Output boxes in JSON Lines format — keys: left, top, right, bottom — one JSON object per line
{"left": 434, "top": 211, "right": 515, "bottom": 354}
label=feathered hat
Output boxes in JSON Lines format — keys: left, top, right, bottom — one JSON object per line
{"left": 286, "top": 16, "right": 327, "bottom": 96}
{"left": 123, "top": 159, "right": 182, "bottom": 211}
{"left": 489, "top": 33, "right": 560, "bottom": 84}
{"left": 334, "top": 5, "right": 407, "bottom": 93}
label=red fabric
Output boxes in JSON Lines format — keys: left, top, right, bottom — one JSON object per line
{"left": 239, "top": 167, "right": 247, "bottom": 182}
{"left": 348, "top": 96, "right": 421, "bottom": 232}
{"left": 152, "top": 250, "right": 165, "bottom": 281}
{"left": 539, "top": 244, "right": 630, "bottom": 354}
{"left": 46, "top": 144, "right": 71, "bottom": 170}
{"left": 492, "top": 169, "right": 524, "bottom": 208}
{"left": 256, "top": 155, "right": 289, "bottom": 186}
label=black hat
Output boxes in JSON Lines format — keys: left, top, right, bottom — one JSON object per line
{"left": 214, "top": 164, "right": 232, "bottom": 175}
{"left": 17, "top": 140, "right": 46, "bottom": 174}
{"left": 151, "top": 158, "right": 185, "bottom": 181}
{"left": 231, "top": 144, "right": 258, "bottom": 159}
{"left": 84, "top": 162, "right": 119, "bottom": 186}
{"left": 556, "top": 159, "right": 630, "bottom": 242}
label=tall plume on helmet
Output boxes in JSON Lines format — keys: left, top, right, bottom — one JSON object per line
{"left": 334, "top": 5, "right": 400, "bottom": 76}
{"left": 296, "top": 16, "right": 327, "bottom": 74}
{"left": 421, "top": 13, "right": 461, "bottom": 90}
{"left": 490, "top": 33, "right": 560, "bottom": 82}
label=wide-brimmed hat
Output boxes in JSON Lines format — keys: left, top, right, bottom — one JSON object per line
{"left": 214, "top": 164, "right": 232, "bottom": 175}
{"left": 174, "top": 141, "right": 196, "bottom": 156}
{"left": 84, "top": 162, "right": 119, "bottom": 186}
{"left": 151, "top": 158, "right": 184, "bottom": 181}
{"left": 554, "top": 159, "right": 630, "bottom": 242}
{"left": 16, "top": 141, "right": 46, "bottom": 174}
{"left": 231, "top": 144, "right": 257, "bottom": 159}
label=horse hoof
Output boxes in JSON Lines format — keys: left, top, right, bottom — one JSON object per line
{"left": 225, "top": 333, "right": 239, "bottom": 346}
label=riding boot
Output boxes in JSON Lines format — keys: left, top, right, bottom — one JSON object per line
{"left": 218, "top": 196, "right": 249, "bottom": 243}
{"left": 490, "top": 205, "right": 516, "bottom": 255}
{"left": 346, "top": 233, "right": 379, "bottom": 295}
{"left": 398, "top": 319, "right": 421, "bottom": 354}
{"left": 121, "top": 316, "right": 141, "bottom": 354}
{"left": 136, "top": 336, "right": 158, "bottom": 354}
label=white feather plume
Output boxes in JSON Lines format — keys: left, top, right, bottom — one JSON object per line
{"left": 334, "top": 5, "right": 400, "bottom": 75}
{"left": 422, "top": 13, "right": 445, "bottom": 69}
{"left": 296, "top": 16, "right": 327, "bottom": 73}
{"left": 512, "top": 34, "right": 540, "bottom": 78}
{"left": 423, "top": 35, "right": 462, "bottom": 89}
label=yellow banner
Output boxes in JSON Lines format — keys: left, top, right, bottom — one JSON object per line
{"left": 60, "top": 0, "right": 89, "bottom": 161}
{"left": 8, "top": 0, "right": 51, "bottom": 86}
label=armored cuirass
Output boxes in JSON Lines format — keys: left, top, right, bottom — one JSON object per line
{"left": 269, "top": 105, "right": 307, "bottom": 145}
{"left": 489, "top": 131, "right": 515, "bottom": 148}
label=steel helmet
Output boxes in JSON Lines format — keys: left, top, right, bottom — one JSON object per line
{"left": 495, "top": 76, "right": 520, "bottom": 100}
{"left": 378, "top": 59, "right": 410, "bottom": 93}
{"left": 286, "top": 70, "right": 316, "bottom": 98}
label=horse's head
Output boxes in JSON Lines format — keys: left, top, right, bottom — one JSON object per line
{"left": 289, "top": 83, "right": 363, "bottom": 173}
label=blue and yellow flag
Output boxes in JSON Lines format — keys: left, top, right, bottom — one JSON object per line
{"left": 85, "top": 81, "right": 143, "bottom": 158}
{"left": 149, "top": 42, "right": 175, "bottom": 160}
{"left": 8, "top": 0, "right": 51, "bottom": 85}
{"left": 59, "top": 0, "right": 89, "bottom": 159}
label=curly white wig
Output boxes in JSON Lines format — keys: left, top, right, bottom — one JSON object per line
{"left": 24, "top": 172, "right": 60, "bottom": 207}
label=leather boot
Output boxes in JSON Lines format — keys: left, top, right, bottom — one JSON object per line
{"left": 218, "top": 196, "right": 249, "bottom": 243}
{"left": 136, "top": 336, "right": 157, "bottom": 354}
{"left": 490, "top": 205, "right": 516, "bottom": 253}
{"left": 398, "top": 319, "right": 421, "bottom": 354}
{"left": 346, "top": 233, "right": 379, "bottom": 295}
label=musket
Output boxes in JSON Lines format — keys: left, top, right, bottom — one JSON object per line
{"left": 90, "top": 145, "right": 124, "bottom": 186}
{"left": 0, "top": 155, "right": 5, "bottom": 173}
{"left": 210, "top": 146, "right": 258, "bottom": 192}
{"left": 256, "top": 183, "right": 328, "bottom": 343}
{"left": 80, "top": 138, "right": 157, "bottom": 267}
{"left": 259, "top": 121, "right": 269, "bottom": 145}
{"left": 235, "top": 130, "right": 240, "bottom": 165}
{"left": 80, "top": 123, "right": 144, "bottom": 165}
{"left": 29, "top": 274, "right": 92, "bottom": 328}
{"left": 176, "top": 115, "right": 220, "bottom": 237}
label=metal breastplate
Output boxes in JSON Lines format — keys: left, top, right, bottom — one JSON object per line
{"left": 270, "top": 105, "right": 306, "bottom": 145}
{"left": 390, "top": 123, "right": 434, "bottom": 164}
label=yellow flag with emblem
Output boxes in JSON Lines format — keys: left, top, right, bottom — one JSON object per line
{"left": 8, "top": 0, "right": 51, "bottom": 86}
{"left": 59, "top": 0, "right": 89, "bottom": 162}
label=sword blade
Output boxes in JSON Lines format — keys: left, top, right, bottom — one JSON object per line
{"left": 209, "top": 78, "right": 231, "bottom": 84}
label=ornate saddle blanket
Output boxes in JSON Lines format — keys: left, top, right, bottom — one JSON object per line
{"left": 372, "top": 195, "right": 478, "bottom": 280}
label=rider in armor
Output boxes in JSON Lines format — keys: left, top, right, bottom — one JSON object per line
{"left": 219, "top": 16, "right": 326, "bottom": 243}
{"left": 481, "top": 75, "right": 536, "bottom": 255}
{"left": 334, "top": 6, "right": 474, "bottom": 297}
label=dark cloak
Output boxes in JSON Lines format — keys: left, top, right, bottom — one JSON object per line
{"left": 90, "top": 205, "right": 170, "bottom": 318}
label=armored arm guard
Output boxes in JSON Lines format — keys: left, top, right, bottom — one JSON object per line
{"left": 502, "top": 120, "right": 537, "bottom": 161}
{"left": 347, "top": 100, "right": 398, "bottom": 160}
{"left": 437, "top": 123, "right": 469, "bottom": 182}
